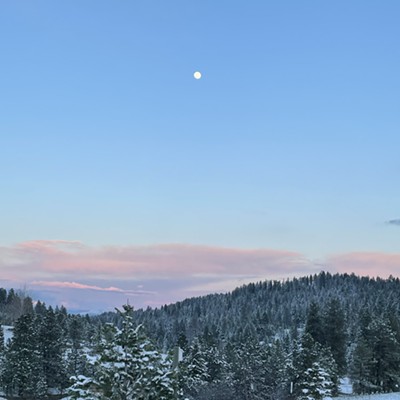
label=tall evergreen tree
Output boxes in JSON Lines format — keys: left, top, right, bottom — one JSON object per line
{"left": 39, "top": 306, "right": 69, "bottom": 391}
{"left": 261, "top": 340, "right": 290, "bottom": 400}
{"left": 0, "top": 326, "right": 4, "bottom": 354}
{"left": 67, "top": 315, "right": 89, "bottom": 377}
{"left": 305, "top": 302, "right": 324, "bottom": 345}
{"left": 68, "top": 305, "right": 178, "bottom": 400}
{"left": 323, "top": 298, "right": 347, "bottom": 374}
{"left": 351, "top": 317, "right": 400, "bottom": 393}
{"left": 179, "top": 338, "right": 210, "bottom": 398}
{"left": 292, "top": 333, "right": 338, "bottom": 400}
{"left": 0, "top": 289, "right": 6, "bottom": 306}
{"left": 2, "top": 314, "right": 47, "bottom": 398}
{"left": 34, "top": 300, "right": 47, "bottom": 316}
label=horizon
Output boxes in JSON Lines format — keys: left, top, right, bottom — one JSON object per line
{"left": 4, "top": 262, "right": 400, "bottom": 315}
{"left": 4, "top": 269, "right": 399, "bottom": 315}
{"left": 1, "top": 1, "right": 399, "bottom": 313}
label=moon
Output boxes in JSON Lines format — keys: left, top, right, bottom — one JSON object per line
{"left": 193, "top": 71, "right": 202, "bottom": 80}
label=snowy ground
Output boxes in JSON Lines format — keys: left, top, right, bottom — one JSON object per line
{"left": 336, "top": 377, "right": 400, "bottom": 399}
{"left": 336, "top": 393, "right": 400, "bottom": 400}
{"left": 2, "top": 325, "right": 13, "bottom": 344}
{"left": 340, "top": 377, "right": 353, "bottom": 394}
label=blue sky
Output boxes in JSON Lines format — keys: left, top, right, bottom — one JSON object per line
{"left": 0, "top": 1, "right": 399, "bottom": 312}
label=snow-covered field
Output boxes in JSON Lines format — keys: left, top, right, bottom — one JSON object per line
{"left": 336, "top": 378, "right": 400, "bottom": 400}
{"left": 337, "top": 394, "right": 400, "bottom": 400}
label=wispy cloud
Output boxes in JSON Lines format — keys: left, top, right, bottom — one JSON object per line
{"left": 328, "top": 251, "right": 400, "bottom": 278}
{"left": 4, "top": 240, "right": 400, "bottom": 313}
{"left": 31, "top": 281, "right": 154, "bottom": 296}
{"left": 387, "top": 219, "right": 400, "bottom": 226}
{"left": 0, "top": 240, "right": 319, "bottom": 311}
{"left": 0, "top": 240, "right": 314, "bottom": 280}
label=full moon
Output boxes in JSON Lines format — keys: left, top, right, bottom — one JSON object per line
{"left": 193, "top": 71, "right": 202, "bottom": 80}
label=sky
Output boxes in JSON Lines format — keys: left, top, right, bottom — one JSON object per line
{"left": 0, "top": 1, "right": 399, "bottom": 313}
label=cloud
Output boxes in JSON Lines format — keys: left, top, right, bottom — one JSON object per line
{"left": 0, "top": 241, "right": 314, "bottom": 280}
{"left": 328, "top": 251, "right": 400, "bottom": 278}
{"left": 31, "top": 281, "right": 155, "bottom": 296}
{"left": 387, "top": 219, "right": 400, "bottom": 226}
{"left": 0, "top": 240, "right": 319, "bottom": 311}
{"left": 2, "top": 240, "right": 400, "bottom": 313}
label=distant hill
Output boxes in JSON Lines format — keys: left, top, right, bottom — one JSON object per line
{"left": 91, "top": 272, "right": 400, "bottom": 398}
{"left": 98, "top": 271, "right": 400, "bottom": 348}
{"left": 3, "top": 272, "right": 400, "bottom": 399}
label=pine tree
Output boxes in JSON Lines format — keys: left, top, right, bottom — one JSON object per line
{"left": 203, "top": 343, "right": 227, "bottom": 384}
{"left": 2, "top": 314, "right": 47, "bottom": 398}
{"left": 292, "top": 333, "right": 338, "bottom": 400}
{"left": 323, "top": 298, "right": 347, "bottom": 374}
{"left": 228, "top": 338, "right": 269, "bottom": 400}
{"left": 262, "top": 340, "right": 290, "bottom": 400}
{"left": 69, "top": 304, "right": 179, "bottom": 400}
{"left": 67, "top": 316, "right": 89, "bottom": 377}
{"left": 0, "top": 325, "right": 5, "bottom": 395}
{"left": 305, "top": 302, "right": 324, "bottom": 345}
{"left": 38, "top": 306, "right": 69, "bottom": 391}
{"left": 179, "top": 338, "right": 210, "bottom": 397}
{"left": 22, "top": 296, "right": 34, "bottom": 315}
{"left": 351, "top": 317, "right": 400, "bottom": 393}
{"left": 0, "top": 325, "right": 4, "bottom": 354}
{"left": 351, "top": 333, "right": 374, "bottom": 393}
{"left": 34, "top": 300, "right": 47, "bottom": 316}
{"left": 67, "top": 375, "right": 100, "bottom": 400}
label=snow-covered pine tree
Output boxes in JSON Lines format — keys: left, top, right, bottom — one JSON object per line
{"left": 228, "top": 338, "right": 271, "bottom": 400}
{"left": 67, "top": 315, "right": 89, "bottom": 377}
{"left": 1, "top": 314, "right": 47, "bottom": 398}
{"left": 179, "top": 338, "right": 210, "bottom": 398}
{"left": 67, "top": 374, "right": 100, "bottom": 400}
{"left": 351, "top": 316, "right": 400, "bottom": 394}
{"left": 39, "top": 306, "right": 69, "bottom": 392}
{"left": 261, "top": 340, "right": 290, "bottom": 400}
{"left": 292, "top": 333, "right": 338, "bottom": 400}
{"left": 68, "top": 304, "right": 179, "bottom": 400}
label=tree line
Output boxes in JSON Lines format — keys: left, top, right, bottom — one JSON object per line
{"left": 1, "top": 272, "right": 400, "bottom": 399}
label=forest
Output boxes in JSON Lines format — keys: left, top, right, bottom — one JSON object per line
{"left": 1, "top": 272, "right": 400, "bottom": 399}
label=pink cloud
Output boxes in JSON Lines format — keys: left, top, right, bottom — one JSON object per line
{"left": 31, "top": 280, "right": 155, "bottom": 296}
{"left": 328, "top": 251, "right": 400, "bottom": 278}
{"left": 16, "top": 240, "right": 85, "bottom": 255}
{"left": 0, "top": 241, "right": 321, "bottom": 311}
{"left": 10, "top": 241, "right": 400, "bottom": 312}
{"left": 0, "top": 241, "right": 314, "bottom": 280}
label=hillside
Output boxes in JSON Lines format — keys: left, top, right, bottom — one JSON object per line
{"left": 98, "top": 272, "right": 400, "bottom": 348}
{"left": 2, "top": 272, "right": 400, "bottom": 399}
{"left": 92, "top": 272, "right": 400, "bottom": 399}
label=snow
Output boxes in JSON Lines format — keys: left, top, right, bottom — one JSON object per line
{"left": 336, "top": 378, "right": 400, "bottom": 399}
{"left": 340, "top": 377, "right": 353, "bottom": 394}
{"left": 2, "top": 325, "right": 13, "bottom": 344}
{"left": 336, "top": 393, "right": 400, "bottom": 400}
